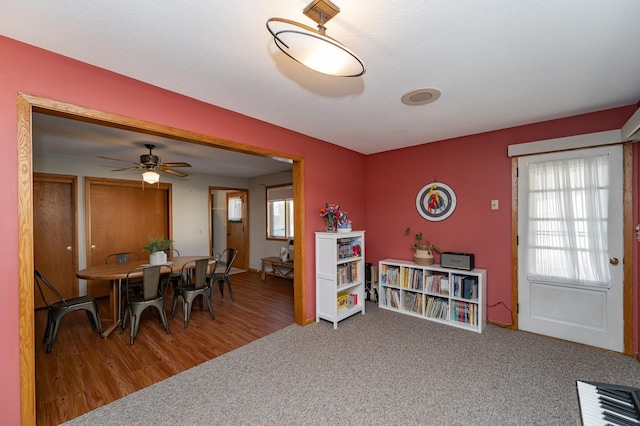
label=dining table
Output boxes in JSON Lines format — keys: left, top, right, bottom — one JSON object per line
{"left": 76, "top": 256, "right": 216, "bottom": 337}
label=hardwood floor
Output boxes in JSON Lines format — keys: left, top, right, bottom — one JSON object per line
{"left": 34, "top": 271, "right": 294, "bottom": 426}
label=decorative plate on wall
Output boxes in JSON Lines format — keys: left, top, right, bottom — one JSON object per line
{"left": 416, "top": 182, "right": 457, "bottom": 221}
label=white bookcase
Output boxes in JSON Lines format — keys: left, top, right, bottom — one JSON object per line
{"left": 315, "top": 231, "right": 366, "bottom": 329}
{"left": 378, "top": 258, "right": 487, "bottom": 333}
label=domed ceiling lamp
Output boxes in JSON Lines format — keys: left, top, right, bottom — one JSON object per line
{"left": 142, "top": 169, "right": 160, "bottom": 184}
{"left": 266, "top": 0, "right": 365, "bottom": 77}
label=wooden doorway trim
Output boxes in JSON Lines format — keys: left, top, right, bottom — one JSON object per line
{"left": 16, "top": 93, "right": 305, "bottom": 425}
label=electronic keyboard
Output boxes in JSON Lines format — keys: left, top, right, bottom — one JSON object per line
{"left": 576, "top": 380, "right": 640, "bottom": 426}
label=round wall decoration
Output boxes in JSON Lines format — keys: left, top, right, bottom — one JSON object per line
{"left": 416, "top": 182, "right": 457, "bottom": 221}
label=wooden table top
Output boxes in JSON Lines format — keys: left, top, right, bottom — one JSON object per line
{"left": 76, "top": 256, "right": 215, "bottom": 280}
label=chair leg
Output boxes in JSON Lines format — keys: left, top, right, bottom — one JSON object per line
{"left": 225, "top": 279, "right": 235, "bottom": 302}
{"left": 129, "top": 313, "right": 140, "bottom": 345}
{"left": 171, "top": 291, "right": 180, "bottom": 319}
{"left": 120, "top": 304, "right": 130, "bottom": 334}
{"left": 203, "top": 293, "right": 215, "bottom": 320}
{"left": 47, "top": 319, "right": 61, "bottom": 353}
{"left": 183, "top": 299, "right": 191, "bottom": 328}
{"left": 43, "top": 312, "right": 52, "bottom": 344}
{"left": 156, "top": 305, "right": 170, "bottom": 335}
{"left": 87, "top": 308, "right": 103, "bottom": 335}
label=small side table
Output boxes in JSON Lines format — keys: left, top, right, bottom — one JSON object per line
{"left": 261, "top": 257, "right": 294, "bottom": 280}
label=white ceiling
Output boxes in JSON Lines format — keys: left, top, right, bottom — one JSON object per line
{"left": 3, "top": 0, "right": 640, "bottom": 165}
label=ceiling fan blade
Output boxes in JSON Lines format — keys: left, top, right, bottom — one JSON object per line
{"left": 98, "top": 155, "right": 140, "bottom": 165}
{"left": 160, "top": 168, "right": 189, "bottom": 177}
{"left": 112, "top": 165, "right": 144, "bottom": 172}
{"left": 160, "top": 162, "right": 191, "bottom": 168}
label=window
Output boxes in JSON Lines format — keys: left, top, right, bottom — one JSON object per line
{"left": 228, "top": 196, "right": 243, "bottom": 222}
{"left": 267, "top": 184, "right": 293, "bottom": 240}
{"left": 527, "top": 154, "right": 610, "bottom": 287}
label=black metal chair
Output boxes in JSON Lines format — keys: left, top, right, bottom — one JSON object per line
{"left": 209, "top": 248, "right": 238, "bottom": 302}
{"left": 34, "top": 269, "right": 103, "bottom": 353}
{"left": 164, "top": 248, "right": 180, "bottom": 259}
{"left": 171, "top": 258, "right": 216, "bottom": 328}
{"left": 105, "top": 252, "right": 141, "bottom": 264}
{"left": 120, "top": 264, "right": 171, "bottom": 345}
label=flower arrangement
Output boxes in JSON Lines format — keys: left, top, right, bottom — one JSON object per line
{"left": 320, "top": 203, "right": 342, "bottom": 231}
{"left": 404, "top": 227, "right": 440, "bottom": 253}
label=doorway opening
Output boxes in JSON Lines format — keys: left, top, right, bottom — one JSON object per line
{"left": 17, "top": 93, "right": 305, "bottom": 424}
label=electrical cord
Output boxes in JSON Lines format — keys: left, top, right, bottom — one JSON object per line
{"left": 488, "top": 301, "right": 514, "bottom": 328}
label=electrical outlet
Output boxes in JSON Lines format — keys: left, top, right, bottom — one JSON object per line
{"left": 491, "top": 200, "right": 499, "bottom": 210}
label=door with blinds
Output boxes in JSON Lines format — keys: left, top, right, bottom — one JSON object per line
{"left": 517, "top": 145, "right": 624, "bottom": 352}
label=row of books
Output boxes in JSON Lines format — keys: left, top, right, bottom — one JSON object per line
{"left": 425, "top": 296, "right": 449, "bottom": 320}
{"left": 451, "top": 301, "right": 478, "bottom": 325}
{"left": 382, "top": 287, "right": 400, "bottom": 309}
{"left": 380, "top": 265, "right": 400, "bottom": 286}
{"left": 400, "top": 267, "right": 423, "bottom": 290}
{"left": 337, "top": 292, "right": 358, "bottom": 310}
{"left": 336, "top": 261, "right": 359, "bottom": 285}
{"left": 425, "top": 274, "right": 450, "bottom": 296}
{"left": 452, "top": 275, "right": 478, "bottom": 300}
{"left": 402, "top": 291, "right": 423, "bottom": 313}
{"left": 337, "top": 238, "right": 362, "bottom": 260}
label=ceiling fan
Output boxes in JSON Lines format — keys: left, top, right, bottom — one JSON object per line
{"left": 98, "top": 143, "right": 192, "bottom": 179}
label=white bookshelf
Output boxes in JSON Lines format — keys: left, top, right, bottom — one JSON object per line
{"left": 378, "top": 258, "right": 486, "bottom": 333}
{"left": 315, "top": 231, "right": 365, "bottom": 329}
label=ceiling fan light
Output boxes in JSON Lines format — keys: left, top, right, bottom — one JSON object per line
{"left": 266, "top": 11, "right": 365, "bottom": 77}
{"left": 143, "top": 170, "right": 160, "bottom": 184}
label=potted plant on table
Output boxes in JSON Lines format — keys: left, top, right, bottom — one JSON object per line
{"left": 143, "top": 235, "right": 173, "bottom": 265}
{"left": 405, "top": 227, "right": 440, "bottom": 265}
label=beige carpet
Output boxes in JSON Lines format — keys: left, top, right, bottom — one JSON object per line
{"left": 63, "top": 301, "right": 640, "bottom": 425}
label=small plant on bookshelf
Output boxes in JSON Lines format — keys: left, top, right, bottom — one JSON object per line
{"left": 405, "top": 227, "right": 440, "bottom": 265}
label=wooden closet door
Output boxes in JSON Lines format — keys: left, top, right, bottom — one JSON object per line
{"left": 33, "top": 174, "right": 78, "bottom": 309}
{"left": 85, "top": 178, "right": 171, "bottom": 297}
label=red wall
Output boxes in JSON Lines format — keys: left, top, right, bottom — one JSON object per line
{"left": 364, "top": 108, "right": 637, "bottom": 326}
{"left": 1, "top": 34, "right": 638, "bottom": 424}
{"left": 0, "top": 36, "right": 366, "bottom": 424}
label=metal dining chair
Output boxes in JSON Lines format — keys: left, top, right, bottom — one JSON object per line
{"left": 105, "top": 252, "right": 141, "bottom": 264}
{"left": 171, "top": 257, "right": 216, "bottom": 328}
{"left": 209, "top": 248, "right": 238, "bottom": 302}
{"left": 34, "top": 269, "right": 103, "bottom": 353}
{"left": 120, "top": 264, "right": 171, "bottom": 345}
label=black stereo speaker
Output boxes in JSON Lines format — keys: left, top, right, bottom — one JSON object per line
{"left": 441, "top": 252, "right": 475, "bottom": 271}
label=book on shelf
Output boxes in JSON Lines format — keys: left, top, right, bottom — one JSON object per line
{"left": 336, "top": 261, "right": 359, "bottom": 285}
{"left": 336, "top": 238, "right": 362, "bottom": 260}
{"left": 384, "top": 287, "right": 400, "bottom": 308}
{"left": 426, "top": 274, "right": 449, "bottom": 295}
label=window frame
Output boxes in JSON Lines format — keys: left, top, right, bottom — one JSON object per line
{"left": 266, "top": 183, "right": 293, "bottom": 241}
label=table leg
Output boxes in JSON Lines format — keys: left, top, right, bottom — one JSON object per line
{"left": 261, "top": 260, "right": 266, "bottom": 280}
{"left": 101, "top": 278, "right": 122, "bottom": 337}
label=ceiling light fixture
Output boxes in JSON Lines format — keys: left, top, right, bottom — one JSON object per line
{"left": 266, "top": 0, "right": 365, "bottom": 77}
{"left": 142, "top": 170, "right": 160, "bottom": 184}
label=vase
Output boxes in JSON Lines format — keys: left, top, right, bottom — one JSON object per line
{"left": 326, "top": 223, "right": 336, "bottom": 232}
{"left": 414, "top": 249, "right": 434, "bottom": 266}
{"left": 149, "top": 251, "right": 167, "bottom": 265}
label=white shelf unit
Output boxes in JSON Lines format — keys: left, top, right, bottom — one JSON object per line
{"left": 378, "top": 258, "right": 487, "bottom": 333}
{"left": 315, "top": 231, "right": 366, "bottom": 329}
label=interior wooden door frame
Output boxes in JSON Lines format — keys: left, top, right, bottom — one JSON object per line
{"left": 16, "top": 93, "right": 305, "bottom": 425}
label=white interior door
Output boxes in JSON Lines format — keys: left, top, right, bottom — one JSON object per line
{"left": 517, "top": 145, "right": 623, "bottom": 352}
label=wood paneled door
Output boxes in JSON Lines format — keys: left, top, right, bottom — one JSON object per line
{"left": 33, "top": 173, "right": 78, "bottom": 309}
{"left": 85, "top": 177, "right": 171, "bottom": 297}
{"left": 226, "top": 190, "right": 248, "bottom": 270}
